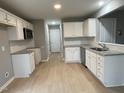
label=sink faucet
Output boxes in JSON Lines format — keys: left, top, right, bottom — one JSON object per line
{"left": 98, "top": 43, "right": 109, "bottom": 50}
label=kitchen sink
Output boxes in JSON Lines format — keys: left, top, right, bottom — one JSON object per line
{"left": 90, "top": 47, "right": 108, "bottom": 51}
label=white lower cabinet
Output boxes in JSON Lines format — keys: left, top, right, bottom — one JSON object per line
{"left": 65, "top": 47, "right": 81, "bottom": 63}
{"left": 27, "top": 48, "right": 41, "bottom": 65}
{"left": 86, "top": 49, "right": 124, "bottom": 87}
{"left": 86, "top": 50, "right": 97, "bottom": 76}
{"left": 12, "top": 52, "right": 35, "bottom": 78}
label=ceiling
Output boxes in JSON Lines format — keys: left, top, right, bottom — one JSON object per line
{"left": 0, "top": 0, "right": 110, "bottom": 20}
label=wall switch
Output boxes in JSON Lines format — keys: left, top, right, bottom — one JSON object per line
{"left": 1, "top": 46, "right": 5, "bottom": 52}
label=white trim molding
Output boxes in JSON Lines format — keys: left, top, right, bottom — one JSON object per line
{"left": 0, "top": 77, "right": 15, "bottom": 92}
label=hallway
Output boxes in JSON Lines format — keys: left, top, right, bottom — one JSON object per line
{"left": 2, "top": 53, "right": 124, "bottom": 93}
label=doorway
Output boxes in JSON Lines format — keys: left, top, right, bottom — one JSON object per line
{"left": 49, "top": 25, "right": 61, "bottom": 53}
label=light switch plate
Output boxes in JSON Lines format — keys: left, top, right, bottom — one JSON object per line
{"left": 1, "top": 46, "right": 5, "bottom": 52}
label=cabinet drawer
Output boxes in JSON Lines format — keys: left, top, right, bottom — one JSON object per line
{"left": 97, "top": 55, "right": 104, "bottom": 67}
{"left": 90, "top": 52, "right": 96, "bottom": 58}
{"left": 97, "top": 60, "right": 104, "bottom": 67}
{"left": 97, "top": 55, "right": 104, "bottom": 61}
{"left": 97, "top": 72, "right": 104, "bottom": 82}
{"left": 97, "top": 66, "right": 104, "bottom": 74}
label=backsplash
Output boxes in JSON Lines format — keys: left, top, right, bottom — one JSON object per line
{"left": 10, "top": 40, "right": 34, "bottom": 53}
{"left": 64, "top": 37, "right": 95, "bottom": 46}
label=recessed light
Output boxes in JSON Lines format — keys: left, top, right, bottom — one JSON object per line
{"left": 54, "top": 4, "right": 62, "bottom": 10}
{"left": 99, "top": 1, "right": 105, "bottom": 6}
{"left": 52, "top": 21, "right": 56, "bottom": 25}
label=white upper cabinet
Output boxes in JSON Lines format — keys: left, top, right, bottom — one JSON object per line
{"left": 8, "top": 19, "right": 24, "bottom": 40}
{"left": 0, "top": 8, "right": 33, "bottom": 40}
{"left": 6, "top": 14, "right": 17, "bottom": 26}
{"left": 0, "top": 10, "right": 17, "bottom": 26}
{"left": 0, "top": 10, "right": 7, "bottom": 23}
{"left": 63, "top": 22, "right": 83, "bottom": 38}
{"left": 83, "top": 18, "right": 97, "bottom": 37}
{"left": 63, "top": 19, "right": 97, "bottom": 38}
{"left": 28, "top": 23, "right": 33, "bottom": 30}
{"left": 16, "top": 19, "right": 24, "bottom": 40}
{"left": 23, "top": 21, "right": 33, "bottom": 30}
{"left": 8, "top": 19, "right": 33, "bottom": 40}
{"left": 23, "top": 21, "right": 28, "bottom": 28}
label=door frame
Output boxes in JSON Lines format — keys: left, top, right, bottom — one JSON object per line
{"left": 49, "top": 25, "right": 62, "bottom": 53}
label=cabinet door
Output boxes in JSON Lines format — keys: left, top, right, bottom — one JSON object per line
{"left": 7, "top": 14, "right": 17, "bottom": 26}
{"left": 63, "top": 22, "right": 75, "bottom": 37}
{"left": 0, "top": 11, "right": 7, "bottom": 23}
{"left": 90, "top": 52, "right": 97, "bottom": 75}
{"left": 37, "top": 49, "right": 41, "bottom": 62}
{"left": 65, "top": 47, "right": 81, "bottom": 63}
{"left": 65, "top": 48, "right": 73, "bottom": 62}
{"left": 86, "top": 50, "right": 91, "bottom": 69}
{"left": 83, "top": 20, "right": 89, "bottom": 36}
{"left": 72, "top": 47, "right": 81, "bottom": 62}
{"left": 64, "top": 22, "right": 83, "bottom": 37}
{"left": 29, "top": 53, "right": 35, "bottom": 72}
{"left": 83, "top": 19, "right": 96, "bottom": 36}
{"left": 88, "top": 19, "right": 96, "bottom": 36}
{"left": 23, "top": 21, "right": 28, "bottom": 28}
{"left": 96, "top": 55, "right": 104, "bottom": 82}
{"left": 74, "top": 22, "right": 83, "bottom": 37}
{"left": 17, "top": 19, "right": 24, "bottom": 40}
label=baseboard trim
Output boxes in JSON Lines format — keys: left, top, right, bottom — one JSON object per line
{"left": 0, "top": 77, "right": 15, "bottom": 92}
{"left": 42, "top": 57, "right": 49, "bottom": 62}
{"left": 65, "top": 60, "right": 82, "bottom": 64}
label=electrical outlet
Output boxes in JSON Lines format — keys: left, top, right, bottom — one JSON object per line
{"left": 1, "top": 46, "right": 5, "bottom": 52}
{"left": 5, "top": 72, "right": 9, "bottom": 78}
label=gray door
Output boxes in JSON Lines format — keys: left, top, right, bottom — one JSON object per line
{"left": 49, "top": 29, "right": 61, "bottom": 52}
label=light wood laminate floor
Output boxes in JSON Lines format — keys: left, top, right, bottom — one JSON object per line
{"left": 1, "top": 53, "right": 124, "bottom": 93}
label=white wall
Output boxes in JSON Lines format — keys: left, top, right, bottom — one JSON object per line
{"left": 32, "top": 20, "right": 48, "bottom": 60}
{"left": 0, "top": 27, "right": 14, "bottom": 88}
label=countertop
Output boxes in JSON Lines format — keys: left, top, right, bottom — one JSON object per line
{"left": 11, "top": 49, "right": 33, "bottom": 55}
{"left": 64, "top": 44, "right": 124, "bottom": 56}
{"left": 27, "top": 47, "right": 40, "bottom": 49}
{"left": 64, "top": 44, "right": 93, "bottom": 48}
{"left": 11, "top": 47, "right": 41, "bottom": 55}
{"left": 86, "top": 48, "right": 124, "bottom": 56}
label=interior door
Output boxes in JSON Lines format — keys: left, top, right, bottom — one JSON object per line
{"left": 49, "top": 29, "right": 61, "bottom": 52}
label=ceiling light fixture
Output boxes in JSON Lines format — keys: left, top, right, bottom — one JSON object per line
{"left": 98, "top": 1, "right": 105, "bottom": 6}
{"left": 54, "top": 4, "right": 62, "bottom": 10}
{"left": 52, "top": 21, "right": 56, "bottom": 25}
